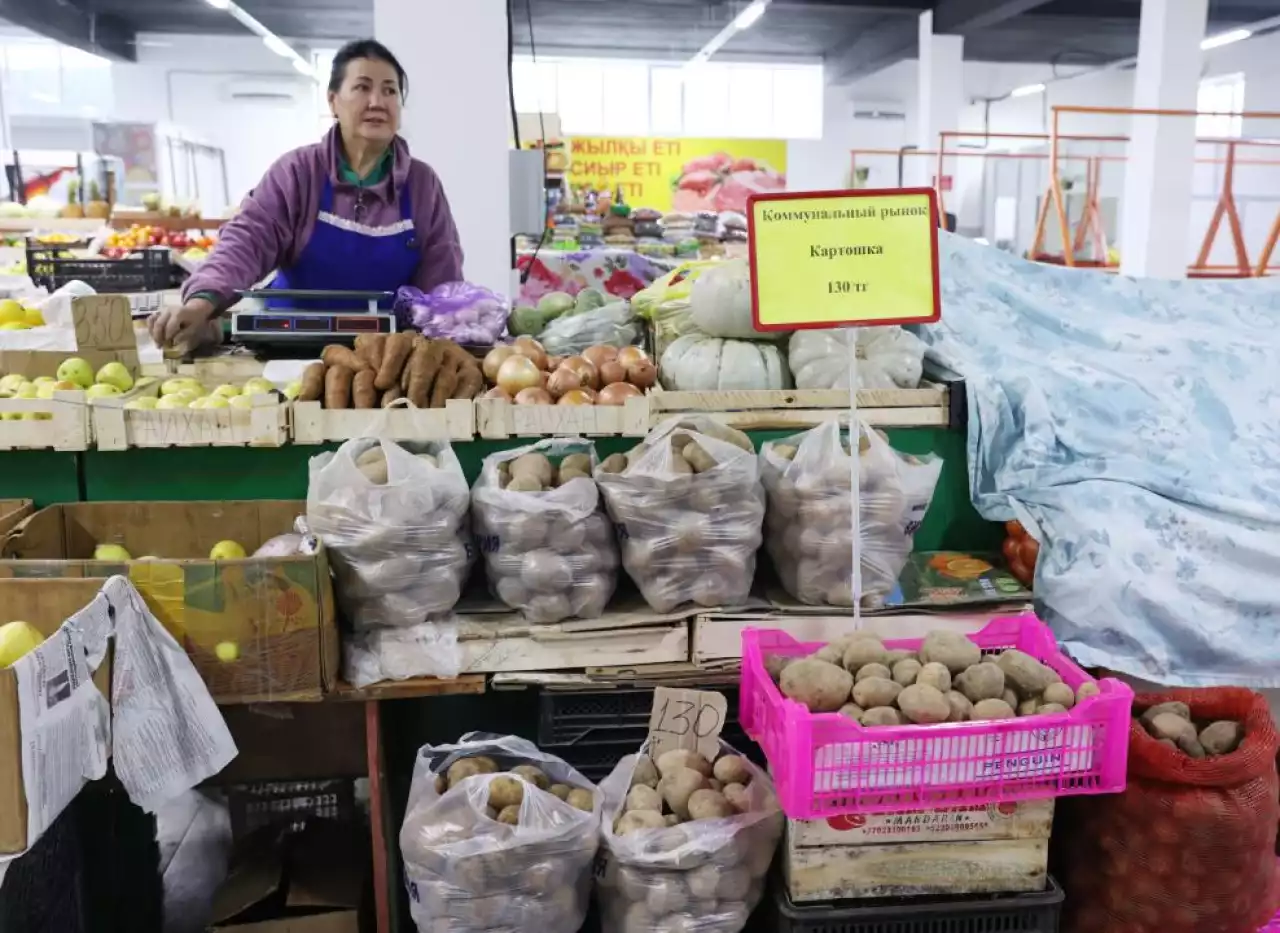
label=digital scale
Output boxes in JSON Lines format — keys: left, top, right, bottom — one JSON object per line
{"left": 230, "top": 288, "right": 398, "bottom": 353}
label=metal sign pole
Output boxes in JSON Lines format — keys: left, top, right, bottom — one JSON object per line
{"left": 847, "top": 326, "right": 862, "bottom": 630}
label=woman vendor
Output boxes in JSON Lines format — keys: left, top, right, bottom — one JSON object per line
{"left": 148, "top": 38, "right": 463, "bottom": 348}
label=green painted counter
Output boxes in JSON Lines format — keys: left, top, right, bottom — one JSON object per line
{"left": 74, "top": 427, "right": 997, "bottom": 553}
{"left": 0, "top": 451, "right": 81, "bottom": 507}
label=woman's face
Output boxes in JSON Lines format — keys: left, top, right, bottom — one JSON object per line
{"left": 329, "top": 57, "right": 402, "bottom": 145}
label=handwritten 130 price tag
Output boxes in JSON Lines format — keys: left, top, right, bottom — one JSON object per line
{"left": 647, "top": 687, "right": 728, "bottom": 761}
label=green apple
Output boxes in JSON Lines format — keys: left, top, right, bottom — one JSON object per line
{"left": 124, "top": 397, "right": 158, "bottom": 410}
{"left": 201, "top": 395, "right": 231, "bottom": 409}
{"left": 214, "top": 641, "right": 240, "bottom": 663}
{"left": 14, "top": 384, "right": 37, "bottom": 399}
{"left": 35, "top": 380, "right": 76, "bottom": 399}
{"left": 85, "top": 383, "right": 122, "bottom": 401}
{"left": 211, "top": 383, "right": 241, "bottom": 398}
{"left": 161, "top": 377, "right": 204, "bottom": 397}
{"left": 93, "top": 543, "right": 132, "bottom": 561}
{"left": 135, "top": 376, "right": 158, "bottom": 390}
{"left": 0, "top": 374, "right": 28, "bottom": 394}
{"left": 242, "top": 377, "right": 276, "bottom": 396}
{"left": 0, "top": 621, "right": 44, "bottom": 667}
{"left": 155, "top": 395, "right": 190, "bottom": 410}
{"left": 95, "top": 361, "right": 134, "bottom": 392}
{"left": 209, "top": 540, "right": 247, "bottom": 560}
{"left": 283, "top": 380, "right": 303, "bottom": 400}
{"left": 31, "top": 376, "right": 55, "bottom": 387}
{"left": 57, "top": 357, "right": 94, "bottom": 389}
{"left": 228, "top": 395, "right": 256, "bottom": 410}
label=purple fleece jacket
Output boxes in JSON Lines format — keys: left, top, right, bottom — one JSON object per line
{"left": 182, "top": 126, "right": 464, "bottom": 307}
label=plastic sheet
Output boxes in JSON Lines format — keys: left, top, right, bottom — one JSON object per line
{"left": 597, "top": 417, "right": 765, "bottom": 613}
{"left": 595, "top": 741, "right": 783, "bottom": 933}
{"left": 400, "top": 734, "right": 601, "bottom": 933}
{"left": 307, "top": 438, "right": 472, "bottom": 629}
{"left": 788, "top": 326, "right": 926, "bottom": 390}
{"left": 472, "top": 440, "right": 618, "bottom": 623}
{"left": 538, "top": 300, "right": 640, "bottom": 356}
{"left": 342, "top": 617, "right": 462, "bottom": 687}
{"left": 395, "top": 282, "right": 510, "bottom": 345}
{"left": 760, "top": 421, "right": 941, "bottom": 610}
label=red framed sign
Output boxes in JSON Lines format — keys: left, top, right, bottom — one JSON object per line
{"left": 747, "top": 187, "right": 942, "bottom": 331}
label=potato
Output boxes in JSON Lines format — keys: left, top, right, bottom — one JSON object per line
{"left": 434, "top": 774, "right": 447, "bottom": 795}
{"left": 1075, "top": 681, "right": 1101, "bottom": 703}
{"left": 839, "top": 702, "right": 864, "bottom": 721}
{"left": 1199, "top": 720, "right": 1244, "bottom": 756}
{"left": 615, "top": 809, "right": 667, "bottom": 835}
{"left": 996, "top": 649, "right": 1054, "bottom": 698}
{"left": 773, "top": 443, "right": 798, "bottom": 460}
{"left": 507, "top": 475, "right": 544, "bottom": 492}
{"left": 712, "top": 755, "right": 751, "bottom": 786}
{"left": 891, "top": 657, "right": 922, "bottom": 686}
{"left": 812, "top": 643, "right": 844, "bottom": 664}
{"left": 1156, "top": 738, "right": 1177, "bottom": 751}
{"left": 841, "top": 635, "right": 887, "bottom": 672}
{"left": 447, "top": 756, "right": 498, "bottom": 788}
{"left": 631, "top": 755, "right": 660, "bottom": 788}
{"left": 1140, "top": 701, "right": 1191, "bottom": 726}
{"left": 851, "top": 676, "right": 901, "bottom": 710}
{"left": 1018, "top": 697, "right": 1041, "bottom": 717}
{"left": 509, "top": 764, "right": 550, "bottom": 790}
{"left": 1147, "top": 712, "right": 1197, "bottom": 743}
{"left": 496, "top": 804, "right": 521, "bottom": 825}
{"left": 707, "top": 778, "right": 723, "bottom": 793}
{"left": 488, "top": 775, "right": 525, "bottom": 810}
{"left": 664, "top": 813, "right": 681, "bottom": 827}
{"left": 1036, "top": 702, "right": 1068, "bottom": 715}
{"left": 659, "top": 767, "right": 707, "bottom": 819}
{"left": 916, "top": 661, "right": 952, "bottom": 694}
{"left": 687, "top": 864, "right": 723, "bottom": 899}
{"left": 971, "top": 698, "right": 1016, "bottom": 720}
{"left": 357, "top": 449, "right": 389, "bottom": 484}
{"left": 780, "top": 658, "right": 854, "bottom": 713}
{"left": 559, "top": 452, "right": 592, "bottom": 475}
{"left": 722, "top": 782, "right": 750, "bottom": 813}
{"left": 625, "top": 785, "right": 662, "bottom": 813}
{"left": 860, "top": 706, "right": 903, "bottom": 727}
{"left": 644, "top": 873, "right": 691, "bottom": 915}
{"left": 946, "top": 691, "right": 973, "bottom": 722}
{"left": 855, "top": 662, "right": 892, "bottom": 683}
{"left": 510, "top": 452, "right": 553, "bottom": 487}
{"left": 764, "top": 655, "right": 793, "bottom": 683}
{"left": 566, "top": 788, "right": 594, "bottom": 812}
{"left": 656, "top": 749, "right": 713, "bottom": 778}
{"left": 682, "top": 442, "right": 717, "bottom": 473}
{"left": 556, "top": 467, "right": 591, "bottom": 486}
{"left": 1177, "top": 733, "right": 1207, "bottom": 758}
{"left": 687, "top": 788, "right": 736, "bottom": 821}
{"left": 884, "top": 648, "right": 916, "bottom": 666}
{"left": 548, "top": 783, "right": 572, "bottom": 801}
{"left": 1002, "top": 688, "right": 1019, "bottom": 710}
{"left": 1041, "top": 682, "right": 1076, "bottom": 709}
{"left": 598, "top": 452, "right": 629, "bottom": 474}
{"left": 919, "top": 630, "right": 981, "bottom": 674}
{"left": 897, "top": 683, "right": 950, "bottom": 724}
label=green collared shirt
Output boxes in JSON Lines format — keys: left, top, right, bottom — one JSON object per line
{"left": 339, "top": 149, "right": 393, "bottom": 187}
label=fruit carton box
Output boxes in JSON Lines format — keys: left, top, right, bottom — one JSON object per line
{"left": 92, "top": 384, "right": 289, "bottom": 450}
{"left": 0, "top": 500, "right": 338, "bottom": 704}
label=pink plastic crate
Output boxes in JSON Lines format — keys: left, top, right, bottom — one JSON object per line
{"left": 740, "top": 613, "right": 1134, "bottom": 818}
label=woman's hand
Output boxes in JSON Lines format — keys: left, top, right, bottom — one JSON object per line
{"left": 148, "top": 297, "right": 221, "bottom": 350}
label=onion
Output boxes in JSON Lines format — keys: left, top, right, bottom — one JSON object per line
{"left": 626, "top": 358, "right": 657, "bottom": 389}
{"left": 597, "top": 382, "right": 643, "bottom": 406}
{"left": 482, "top": 346, "right": 516, "bottom": 382}
{"left": 557, "top": 388, "right": 595, "bottom": 406}
{"left": 546, "top": 368, "right": 581, "bottom": 399}
{"left": 513, "top": 336, "right": 548, "bottom": 370}
{"left": 560, "top": 355, "right": 599, "bottom": 390}
{"left": 496, "top": 355, "right": 542, "bottom": 395}
{"left": 616, "top": 346, "right": 649, "bottom": 368}
{"left": 546, "top": 355, "right": 564, "bottom": 371}
{"left": 514, "top": 387, "right": 553, "bottom": 405}
{"left": 598, "top": 360, "right": 626, "bottom": 386}
{"left": 581, "top": 386, "right": 599, "bottom": 403}
{"left": 482, "top": 386, "right": 511, "bottom": 400}
{"left": 582, "top": 345, "right": 617, "bottom": 368}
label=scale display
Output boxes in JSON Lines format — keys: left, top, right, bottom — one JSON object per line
{"left": 232, "top": 312, "right": 397, "bottom": 339}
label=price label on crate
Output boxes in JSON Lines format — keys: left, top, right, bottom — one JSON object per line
{"left": 647, "top": 687, "right": 727, "bottom": 761}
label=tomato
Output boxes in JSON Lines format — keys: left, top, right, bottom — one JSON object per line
{"left": 1005, "top": 520, "right": 1025, "bottom": 538}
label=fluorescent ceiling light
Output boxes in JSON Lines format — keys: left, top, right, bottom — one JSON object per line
{"left": 203, "top": 0, "right": 231, "bottom": 9}
{"left": 689, "top": 0, "right": 772, "bottom": 65}
{"left": 1201, "top": 28, "right": 1251, "bottom": 50}
{"left": 733, "top": 0, "right": 768, "bottom": 30}
{"left": 1010, "top": 82, "right": 1046, "bottom": 98}
{"left": 291, "top": 58, "right": 314, "bottom": 77}
{"left": 262, "top": 34, "right": 292, "bottom": 58}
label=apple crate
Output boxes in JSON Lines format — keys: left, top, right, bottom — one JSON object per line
{"left": 0, "top": 389, "right": 90, "bottom": 451}
{"left": 291, "top": 398, "right": 473, "bottom": 443}
{"left": 740, "top": 614, "right": 1133, "bottom": 818}
{"left": 474, "top": 394, "right": 649, "bottom": 438}
{"left": 92, "top": 389, "right": 288, "bottom": 450}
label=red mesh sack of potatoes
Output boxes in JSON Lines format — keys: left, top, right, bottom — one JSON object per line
{"left": 1057, "top": 688, "right": 1280, "bottom": 933}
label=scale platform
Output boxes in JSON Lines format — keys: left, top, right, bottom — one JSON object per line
{"left": 230, "top": 288, "right": 397, "bottom": 349}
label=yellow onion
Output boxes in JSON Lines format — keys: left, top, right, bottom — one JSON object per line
{"left": 496, "top": 354, "right": 542, "bottom": 396}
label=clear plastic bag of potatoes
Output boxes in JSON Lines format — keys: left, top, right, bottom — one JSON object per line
{"left": 596, "top": 416, "right": 765, "bottom": 613}
{"left": 472, "top": 439, "right": 619, "bottom": 623}
{"left": 596, "top": 740, "right": 783, "bottom": 933}
{"left": 759, "top": 421, "right": 941, "bottom": 610}
{"left": 307, "top": 438, "right": 473, "bottom": 629}
{"left": 400, "top": 733, "right": 601, "bottom": 933}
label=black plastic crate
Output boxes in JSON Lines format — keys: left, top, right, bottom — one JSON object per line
{"left": 769, "top": 874, "right": 1063, "bottom": 933}
{"left": 26, "top": 243, "right": 178, "bottom": 293}
{"left": 226, "top": 778, "right": 357, "bottom": 840}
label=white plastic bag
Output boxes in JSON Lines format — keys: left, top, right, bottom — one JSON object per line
{"left": 788, "top": 326, "right": 925, "bottom": 390}
{"left": 472, "top": 439, "right": 618, "bottom": 623}
{"left": 400, "top": 734, "right": 601, "bottom": 933}
{"left": 595, "top": 740, "right": 783, "bottom": 933}
{"left": 539, "top": 300, "right": 640, "bottom": 356}
{"left": 342, "top": 618, "right": 462, "bottom": 688}
{"left": 307, "top": 438, "right": 472, "bottom": 629}
{"left": 596, "top": 416, "right": 764, "bottom": 613}
{"left": 688, "top": 258, "right": 763, "bottom": 340}
{"left": 759, "top": 421, "right": 941, "bottom": 610}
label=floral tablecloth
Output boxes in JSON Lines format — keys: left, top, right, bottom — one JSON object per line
{"left": 515, "top": 249, "right": 672, "bottom": 307}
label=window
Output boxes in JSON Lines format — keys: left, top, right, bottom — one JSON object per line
{"left": 1197, "top": 74, "right": 1244, "bottom": 137}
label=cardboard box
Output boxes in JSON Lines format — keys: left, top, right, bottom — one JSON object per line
{"left": 209, "top": 820, "right": 363, "bottom": 932}
{"left": 0, "top": 294, "right": 140, "bottom": 379}
{"left": 0, "top": 500, "right": 338, "bottom": 704}
{"left": 0, "top": 498, "right": 32, "bottom": 537}
{"left": 0, "top": 577, "right": 113, "bottom": 854}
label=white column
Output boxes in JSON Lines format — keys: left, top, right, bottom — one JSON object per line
{"left": 1119, "top": 0, "right": 1208, "bottom": 278}
{"left": 374, "top": 0, "right": 511, "bottom": 295}
{"left": 913, "top": 11, "right": 964, "bottom": 190}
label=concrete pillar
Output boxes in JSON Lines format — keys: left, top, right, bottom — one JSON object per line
{"left": 913, "top": 11, "right": 964, "bottom": 189}
{"left": 374, "top": 0, "right": 511, "bottom": 294}
{"left": 1119, "top": 0, "right": 1208, "bottom": 278}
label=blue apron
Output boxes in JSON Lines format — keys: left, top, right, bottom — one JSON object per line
{"left": 267, "top": 178, "right": 418, "bottom": 310}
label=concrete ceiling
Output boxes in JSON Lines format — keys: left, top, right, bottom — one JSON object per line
{"left": 3, "top": 0, "right": 1277, "bottom": 80}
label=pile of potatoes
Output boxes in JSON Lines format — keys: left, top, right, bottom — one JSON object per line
{"left": 401, "top": 751, "right": 600, "bottom": 933}
{"left": 1137, "top": 701, "right": 1244, "bottom": 758}
{"left": 472, "top": 447, "right": 619, "bottom": 622}
{"left": 770, "top": 630, "right": 1100, "bottom": 726}
{"left": 760, "top": 423, "right": 941, "bottom": 611}
{"left": 596, "top": 421, "right": 765, "bottom": 614}
{"left": 598, "top": 747, "right": 781, "bottom": 933}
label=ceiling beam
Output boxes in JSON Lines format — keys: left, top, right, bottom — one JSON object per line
{"left": 0, "top": 0, "right": 136, "bottom": 61}
{"left": 933, "top": 0, "right": 1055, "bottom": 34}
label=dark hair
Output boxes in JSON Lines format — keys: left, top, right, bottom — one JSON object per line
{"left": 328, "top": 39, "right": 408, "bottom": 99}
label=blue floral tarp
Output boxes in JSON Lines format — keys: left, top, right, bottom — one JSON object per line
{"left": 918, "top": 232, "right": 1280, "bottom": 687}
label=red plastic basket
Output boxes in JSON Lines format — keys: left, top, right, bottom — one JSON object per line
{"left": 740, "top": 613, "right": 1133, "bottom": 818}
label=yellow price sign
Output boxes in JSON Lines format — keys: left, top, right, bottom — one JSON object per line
{"left": 747, "top": 188, "right": 942, "bottom": 331}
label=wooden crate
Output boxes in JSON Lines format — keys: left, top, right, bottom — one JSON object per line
{"left": 138, "top": 355, "right": 267, "bottom": 385}
{"left": 474, "top": 395, "right": 649, "bottom": 439}
{"left": 644, "top": 384, "right": 949, "bottom": 431}
{"left": 291, "top": 399, "right": 473, "bottom": 444}
{"left": 92, "top": 394, "right": 289, "bottom": 449}
{"left": 0, "top": 390, "right": 90, "bottom": 451}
